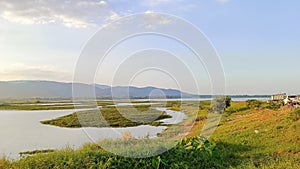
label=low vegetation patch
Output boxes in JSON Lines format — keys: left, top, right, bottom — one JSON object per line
{"left": 41, "top": 105, "right": 172, "bottom": 128}
{"left": 246, "top": 99, "right": 283, "bottom": 110}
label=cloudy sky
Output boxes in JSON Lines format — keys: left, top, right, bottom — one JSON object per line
{"left": 0, "top": 0, "right": 299, "bottom": 94}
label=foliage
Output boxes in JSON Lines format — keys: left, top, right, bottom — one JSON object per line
{"left": 246, "top": 99, "right": 263, "bottom": 109}
{"left": 246, "top": 100, "right": 283, "bottom": 110}
{"left": 289, "top": 108, "right": 300, "bottom": 121}
{"left": 264, "top": 102, "right": 283, "bottom": 110}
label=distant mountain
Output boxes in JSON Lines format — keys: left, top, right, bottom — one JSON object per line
{"left": 0, "top": 80, "right": 198, "bottom": 99}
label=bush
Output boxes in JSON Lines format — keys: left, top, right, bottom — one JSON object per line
{"left": 246, "top": 100, "right": 263, "bottom": 109}
{"left": 247, "top": 100, "right": 261, "bottom": 108}
{"left": 289, "top": 108, "right": 300, "bottom": 121}
{"left": 264, "top": 102, "right": 282, "bottom": 110}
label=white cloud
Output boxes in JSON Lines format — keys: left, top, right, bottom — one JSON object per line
{"left": 141, "top": 12, "right": 173, "bottom": 30}
{"left": 0, "top": 64, "right": 72, "bottom": 82}
{"left": 0, "top": 0, "right": 115, "bottom": 28}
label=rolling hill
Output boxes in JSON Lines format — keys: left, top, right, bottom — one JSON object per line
{"left": 0, "top": 80, "right": 197, "bottom": 99}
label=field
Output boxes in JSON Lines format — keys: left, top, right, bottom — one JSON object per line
{"left": 0, "top": 100, "right": 300, "bottom": 168}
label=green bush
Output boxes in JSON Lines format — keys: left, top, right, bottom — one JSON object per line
{"left": 264, "top": 102, "right": 282, "bottom": 110}
{"left": 246, "top": 100, "right": 263, "bottom": 109}
{"left": 289, "top": 108, "right": 300, "bottom": 121}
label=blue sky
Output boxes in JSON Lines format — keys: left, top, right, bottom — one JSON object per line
{"left": 0, "top": 0, "right": 299, "bottom": 94}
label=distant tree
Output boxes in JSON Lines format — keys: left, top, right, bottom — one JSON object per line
{"left": 225, "top": 96, "right": 231, "bottom": 108}
{"left": 210, "top": 96, "right": 231, "bottom": 114}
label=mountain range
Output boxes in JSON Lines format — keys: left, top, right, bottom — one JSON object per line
{"left": 0, "top": 80, "right": 198, "bottom": 99}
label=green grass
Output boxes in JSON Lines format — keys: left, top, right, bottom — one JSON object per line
{"left": 41, "top": 105, "right": 172, "bottom": 128}
{"left": 210, "top": 102, "right": 300, "bottom": 168}
{"left": 1, "top": 136, "right": 254, "bottom": 169}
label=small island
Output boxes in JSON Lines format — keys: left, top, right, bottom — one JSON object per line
{"left": 41, "top": 105, "right": 172, "bottom": 128}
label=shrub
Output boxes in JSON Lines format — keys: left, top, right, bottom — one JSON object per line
{"left": 264, "top": 102, "right": 282, "bottom": 110}
{"left": 246, "top": 100, "right": 263, "bottom": 109}
{"left": 289, "top": 108, "right": 300, "bottom": 121}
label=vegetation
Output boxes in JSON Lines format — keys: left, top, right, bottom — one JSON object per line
{"left": 1, "top": 136, "right": 255, "bottom": 169}
{"left": 289, "top": 108, "right": 300, "bottom": 121}
{"left": 246, "top": 99, "right": 283, "bottom": 110}
{"left": 41, "top": 105, "right": 172, "bottom": 128}
{"left": 246, "top": 99, "right": 263, "bottom": 109}
{"left": 1, "top": 100, "right": 300, "bottom": 168}
{"left": 264, "top": 101, "right": 283, "bottom": 110}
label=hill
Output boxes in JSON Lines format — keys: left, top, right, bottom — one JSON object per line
{"left": 0, "top": 80, "right": 197, "bottom": 99}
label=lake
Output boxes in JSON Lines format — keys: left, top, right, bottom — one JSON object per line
{"left": 0, "top": 107, "right": 185, "bottom": 159}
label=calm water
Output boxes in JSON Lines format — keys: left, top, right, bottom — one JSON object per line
{"left": 0, "top": 107, "right": 185, "bottom": 159}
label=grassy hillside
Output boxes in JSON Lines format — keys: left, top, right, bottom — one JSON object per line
{"left": 1, "top": 100, "right": 300, "bottom": 169}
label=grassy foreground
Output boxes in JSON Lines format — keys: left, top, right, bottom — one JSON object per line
{"left": 1, "top": 100, "right": 300, "bottom": 168}
{"left": 1, "top": 136, "right": 237, "bottom": 169}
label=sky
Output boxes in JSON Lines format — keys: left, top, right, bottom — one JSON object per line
{"left": 0, "top": 0, "right": 299, "bottom": 95}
